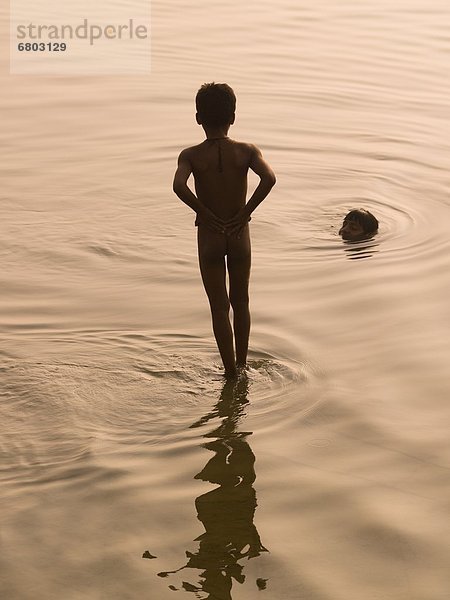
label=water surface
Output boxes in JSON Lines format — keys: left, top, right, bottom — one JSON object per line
{"left": 1, "top": 0, "right": 450, "bottom": 598}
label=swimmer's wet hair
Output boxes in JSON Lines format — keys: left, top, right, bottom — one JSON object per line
{"left": 344, "top": 209, "right": 379, "bottom": 234}
{"left": 196, "top": 82, "right": 236, "bottom": 127}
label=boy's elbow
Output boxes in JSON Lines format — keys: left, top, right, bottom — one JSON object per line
{"left": 266, "top": 172, "right": 276, "bottom": 188}
{"left": 173, "top": 180, "right": 184, "bottom": 196}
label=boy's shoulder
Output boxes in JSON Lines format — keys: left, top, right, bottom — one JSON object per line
{"left": 178, "top": 142, "right": 204, "bottom": 157}
{"left": 179, "top": 139, "right": 259, "bottom": 159}
{"left": 228, "top": 139, "right": 260, "bottom": 154}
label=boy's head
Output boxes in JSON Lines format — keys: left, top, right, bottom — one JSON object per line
{"left": 195, "top": 82, "right": 236, "bottom": 128}
{"left": 339, "top": 209, "right": 379, "bottom": 241}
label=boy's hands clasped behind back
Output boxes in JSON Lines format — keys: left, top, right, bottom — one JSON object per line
{"left": 197, "top": 205, "right": 250, "bottom": 239}
{"left": 222, "top": 208, "right": 251, "bottom": 239}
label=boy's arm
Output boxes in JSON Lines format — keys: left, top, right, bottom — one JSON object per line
{"left": 226, "top": 145, "right": 276, "bottom": 237}
{"left": 173, "top": 149, "right": 225, "bottom": 233}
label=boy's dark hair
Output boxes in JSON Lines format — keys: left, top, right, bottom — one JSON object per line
{"left": 196, "top": 82, "right": 236, "bottom": 127}
{"left": 344, "top": 209, "right": 379, "bottom": 234}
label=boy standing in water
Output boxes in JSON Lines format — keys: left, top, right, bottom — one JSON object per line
{"left": 173, "top": 83, "right": 276, "bottom": 378}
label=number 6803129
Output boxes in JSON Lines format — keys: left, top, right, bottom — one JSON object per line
{"left": 18, "top": 42, "right": 67, "bottom": 51}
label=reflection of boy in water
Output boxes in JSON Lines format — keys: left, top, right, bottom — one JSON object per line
{"left": 173, "top": 83, "right": 276, "bottom": 379}
{"left": 339, "top": 209, "right": 379, "bottom": 241}
{"left": 157, "top": 377, "right": 268, "bottom": 598}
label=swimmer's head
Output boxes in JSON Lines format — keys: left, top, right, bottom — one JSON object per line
{"left": 195, "top": 82, "right": 236, "bottom": 128}
{"left": 339, "top": 209, "right": 379, "bottom": 241}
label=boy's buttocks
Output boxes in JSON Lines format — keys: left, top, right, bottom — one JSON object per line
{"left": 197, "top": 223, "right": 250, "bottom": 262}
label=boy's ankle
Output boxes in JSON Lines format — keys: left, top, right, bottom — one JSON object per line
{"left": 224, "top": 367, "right": 238, "bottom": 379}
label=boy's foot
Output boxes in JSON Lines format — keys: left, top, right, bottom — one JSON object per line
{"left": 224, "top": 367, "right": 238, "bottom": 380}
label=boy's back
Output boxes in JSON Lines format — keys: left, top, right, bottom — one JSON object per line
{"left": 181, "top": 138, "right": 255, "bottom": 222}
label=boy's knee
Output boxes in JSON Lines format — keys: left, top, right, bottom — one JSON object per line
{"left": 230, "top": 294, "right": 249, "bottom": 310}
{"left": 209, "top": 298, "right": 231, "bottom": 313}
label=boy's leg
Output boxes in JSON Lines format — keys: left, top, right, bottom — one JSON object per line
{"left": 227, "top": 226, "right": 251, "bottom": 368}
{"left": 197, "top": 226, "right": 237, "bottom": 378}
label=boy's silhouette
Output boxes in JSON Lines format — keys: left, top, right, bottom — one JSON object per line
{"left": 173, "top": 83, "right": 276, "bottom": 378}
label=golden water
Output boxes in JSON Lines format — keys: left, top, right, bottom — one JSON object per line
{"left": 1, "top": 1, "right": 450, "bottom": 598}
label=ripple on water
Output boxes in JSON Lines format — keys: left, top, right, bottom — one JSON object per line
{"left": 289, "top": 179, "right": 450, "bottom": 265}
{"left": 0, "top": 331, "right": 324, "bottom": 486}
